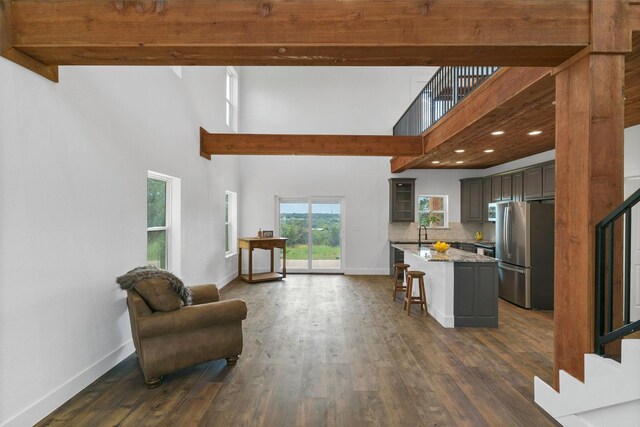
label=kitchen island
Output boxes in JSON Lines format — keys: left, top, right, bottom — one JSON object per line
{"left": 392, "top": 244, "right": 498, "bottom": 328}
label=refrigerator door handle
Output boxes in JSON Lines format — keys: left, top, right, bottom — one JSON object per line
{"left": 505, "top": 206, "right": 511, "bottom": 257}
{"left": 499, "top": 262, "right": 526, "bottom": 274}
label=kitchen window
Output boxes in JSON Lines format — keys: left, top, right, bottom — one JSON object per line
{"left": 418, "top": 195, "right": 448, "bottom": 228}
{"left": 147, "top": 171, "right": 181, "bottom": 275}
{"left": 225, "top": 190, "right": 238, "bottom": 256}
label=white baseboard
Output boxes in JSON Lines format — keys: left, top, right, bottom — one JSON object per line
{"left": 427, "top": 304, "right": 455, "bottom": 328}
{"left": 344, "top": 268, "right": 389, "bottom": 275}
{"left": 3, "top": 340, "right": 135, "bottom": 427}
{"left": 217, "top": 271, "right": 239, "bottom": 289}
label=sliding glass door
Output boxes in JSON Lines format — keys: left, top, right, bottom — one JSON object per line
{"left": 278, "top": 197, "right": 344, "bottom": 272}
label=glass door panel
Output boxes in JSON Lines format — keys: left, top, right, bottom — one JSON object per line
{"left": 311, "top": 201, "right": 342, "bottom": 270}
{"left": 279, "top": 200, "right": 309, "bottom": 270}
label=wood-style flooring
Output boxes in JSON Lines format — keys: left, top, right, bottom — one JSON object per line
{"left": 38, "top": 275, "right": 557, "bottom": 426}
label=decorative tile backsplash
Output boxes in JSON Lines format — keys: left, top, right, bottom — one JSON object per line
{"left": 388, "top": 221, "right": 496, "bottom": 243}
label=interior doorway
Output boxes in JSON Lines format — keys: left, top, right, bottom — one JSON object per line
{"left": 276, "top": 197, "right": 344, "bottom": 273}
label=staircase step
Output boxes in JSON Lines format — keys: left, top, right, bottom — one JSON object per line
{"left": 621, "top": 339, "right": 640, "bottom": 376}
{"left": 559, "top": 369, "right": 586, "bottom": 396}
{"left": 584, "top": 354, "right": 622, "bottom": 389}
{"left": 535, "top": 340, "right": 640, "bottom": 423}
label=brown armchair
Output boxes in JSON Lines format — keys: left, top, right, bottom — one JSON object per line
{"left": 126, "top": 283, "right": 247, "bottom": 387}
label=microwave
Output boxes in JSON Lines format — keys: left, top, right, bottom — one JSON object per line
{"left": 487, "top": 203, "right": 497, "bottom": 222}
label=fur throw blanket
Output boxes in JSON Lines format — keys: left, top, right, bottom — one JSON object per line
{"left": 116, "top": 266, "right": 192, "bottom": 305}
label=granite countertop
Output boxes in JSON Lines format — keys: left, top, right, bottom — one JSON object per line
{"left": 391, "top": 244, "right": 498, "bottom": 263}
{"left": 390, "top": 239, "right": 495, "bottom": 246}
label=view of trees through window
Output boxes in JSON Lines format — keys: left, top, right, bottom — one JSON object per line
{"left": 279, "top": 200, "right": 342, "bottom": 268}
{"left": 418, "top": 195, "right": 448, "bottom": 227}
{"left": 147, "top": 177, "right": 168, "bottom": 269}
{"left": 281, "top": 212, "right": 341, "bottom": 260}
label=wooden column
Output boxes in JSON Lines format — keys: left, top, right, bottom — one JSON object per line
{"left": 553, "top": 0, "right": 629, "bottom": 386}
{"left": 554, "top": 51, "right": 625, "bottom": 385}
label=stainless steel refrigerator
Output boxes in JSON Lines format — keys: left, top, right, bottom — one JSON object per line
{"left": 495, "top": 201, "right": 554, "bottom": 309}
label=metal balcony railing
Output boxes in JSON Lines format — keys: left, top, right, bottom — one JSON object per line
{"left": 595, "top": 187, "right": 640, "bottom": 354}
{"left": 393, "top": 66, "right": 499, "bottom": 136}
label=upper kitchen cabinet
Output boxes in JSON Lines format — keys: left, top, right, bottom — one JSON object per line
{"left": 512, "top": 171, "right": 523, "bottom": 202}
{"left": 482, "top": 178, "right": 492, "bottom": 222}
{"left": 523, "top": 166, "right": 543, "bottom": 200}
{"left": 542, "top": 162, "right": 555, "bottom": 198}
{"left": 460, "top": 178, "right": 483, "bottom": 223}
{"left": 389, "top": 178, "right": 416, "bottom": 222}
{"left": 491, "top": 176, "right": 502, "bottom": 202}
{"left": 524, "top": 162, "right": 555, "bottom": 200}
{"left": 501, "top": 174, "right": 513, "bottom": 201}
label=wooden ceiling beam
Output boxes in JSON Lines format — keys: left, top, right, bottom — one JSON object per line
{"left": 1, "top": 0, "right": 591, "bottom": 79}
{"left": 628, "top": 2, "right": 640, "bottom": 32}
{"left": 0, "top": 0, "right": 58, "bottom": 81}
{"left": 200, "top": 129, "right": 423, "bottom": 159}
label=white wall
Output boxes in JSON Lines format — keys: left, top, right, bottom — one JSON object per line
{"left": 237, "top": 67, "right": 480, "bottom": 273}
{"left": 0, "top": 62, "right": 239, "bottom": 426}
{"left": 625, "top": 125, "right": 640, "bottom": 179}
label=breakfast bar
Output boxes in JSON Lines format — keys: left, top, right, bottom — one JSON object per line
{"left": 392, "top": 244, "right": 499, "bottom": 328}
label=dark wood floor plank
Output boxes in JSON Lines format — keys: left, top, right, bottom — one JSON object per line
{"left": 39, "top": 275, "right": 557, "bottom": 426}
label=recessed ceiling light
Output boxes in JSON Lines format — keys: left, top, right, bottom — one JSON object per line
{"left": 431, "top": 161, "right": 440, "bottom": 164}
{"left": 456, "top": 161, "right": 464, "bottom": 164}
{"left": 455, "top": 149, "right": 465, "bottom": 153}
{"left": 528, "top": 130, "right": 543, "bottom": 136}
{"left": 484, "top": 149, "right": 495, "bottom": 153}
{"left": 491, "top": 131, "right": 505, "bottom": 136}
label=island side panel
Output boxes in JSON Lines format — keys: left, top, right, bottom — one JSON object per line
{"left": 405, "top": 251, "right": 455, "bottom": 328}
{"left": 454, "top": 262, "right": 499, "bottom": 327}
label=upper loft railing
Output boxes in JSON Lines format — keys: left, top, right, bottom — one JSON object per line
{"left": 393, "top": 66, "right": 499, "bottom": 136}
{"left": 595, "top": 187, "right": 640, "bottom": 355}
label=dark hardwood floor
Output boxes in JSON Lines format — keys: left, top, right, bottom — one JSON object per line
{"left": 38, "top": 275, "right": 557, "bottom": 426}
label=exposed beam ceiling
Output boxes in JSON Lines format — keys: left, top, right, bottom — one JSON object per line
{"left": 1, "top": 0, "right": 591, "bottom": 81}
{"left": 391, "top": 33, "right": 640, "bottom": 172}
{"left": 199, "top": 130, "right": 423, "bottom": 159}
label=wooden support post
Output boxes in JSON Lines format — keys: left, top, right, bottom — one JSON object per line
{"left": 553, "top": 0, "right": 630, "bottom": 386}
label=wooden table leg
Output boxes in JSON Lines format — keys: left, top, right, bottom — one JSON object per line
{"left": 238, "top": 248, "right": 242, "bottom": 279}
{"left": 270, "top": 248, "right": 274, "bottom": 273}
{"left": 282, "top": 244, "right": 287, "bottom": 278}
{"left": 248, "top": 248, "right": 253, "bottom": 282}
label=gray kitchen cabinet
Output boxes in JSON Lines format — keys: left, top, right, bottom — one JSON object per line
{"left": 460, "top": 178, "right": 483, "bottom": 223}
{"left": 389, "top": 245, "right": 405, "bottom": 278}
{"left": 459, "top": 243, "right": 477, "bottom": 253}
{"left": 512, "top": 171, "right": 523, "bottom": 202}
{"left": 501, "top": 174, "right": 512, "bottom": 201}
{"left": 454, "top": 262, "right": 499, "bottom": 327}
{"left": 491, "top": 175, "right": 502, "bottom": 202}
{"left": 389, "top": 178, "right": 416, "bottom": 222}
{"left": 523, "top": 166, "right": 543, "bottom": 200}
{"left": 482, "top": 178, "right": 492, "bottom": 222}
{"left": 542, "top": 163, "right": 555, "bottom": 198}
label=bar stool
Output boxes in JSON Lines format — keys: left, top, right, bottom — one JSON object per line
{"left": 404, "top": 271, "right": 427, "bottom": 316}
{"left": 392, "top": 263, "right": 410, "bottom": 301}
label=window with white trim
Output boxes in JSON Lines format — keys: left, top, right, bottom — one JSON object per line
{"left": 225, "top": 66, "right": 238, "bottom": 132}
{"left": 225, "top": 190, "right": 238, "bottom": 256}
{"left": 147, "top": 171, "right": 181, "bottom": 274}
{"left": 418, "top": 195, "right": 448, "bottom": 228}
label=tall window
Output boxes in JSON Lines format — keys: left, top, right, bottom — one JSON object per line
{"left": 147, "top": 171, "right": 181, "bottom": 274}
{"left": 225, "top": 191, "right": 238, "bottom": 255}
{"left": 225, "top": 66, "right": 238, "bottom": 132}
{"left": 418, "top": 195, "right": 448, "bottom": 228}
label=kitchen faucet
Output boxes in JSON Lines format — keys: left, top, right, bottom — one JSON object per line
{"left": 418, "top": 225, "right": 428, "bottom": 248}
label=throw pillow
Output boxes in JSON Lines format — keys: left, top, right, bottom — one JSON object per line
{"left": 134, "top": 278, "right": 184, "bottom": 312}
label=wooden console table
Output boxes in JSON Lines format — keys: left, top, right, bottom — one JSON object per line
{"left": 238, "top": 237, "right": 287, "bottom": 283}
